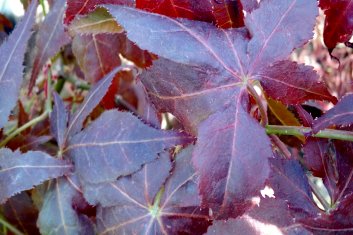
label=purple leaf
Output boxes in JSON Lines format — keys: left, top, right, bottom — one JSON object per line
{"left": 269, "top": 158, "right": 320, "bottom": 216}
{"left": 0, "top": 0, "right": 37, "bottom": 129}
{"left": 193, "top": 91, "right": 272, "bottom": 218}
{"left": 0, "top": 148, "right": 73, "bottom": 204}
{"left": 246, "top": 0, "right": 318, "bottom": 71}
{"left": 313, "top": 94, "right": 353, "bottom": 133}
{"left": 38, "top": 176, "right": 95, "bottom": 235}
{"left": 65, "top": 66, "right": 121, "bottom": 138}
{"left": 66, "top": 110, "right": 193, "bottom": 184}
{"left": 51, "top": 92, "right": 68, "bottom": 150}
{"left": 259, "top": 61, "right": 337, "bottom": 105}
{"left": 95, "top": 147, "right": 211, "bottom": 235}
{"left": 27, "top": 0, "right": 71, "bottom": 93}
{"left": 206, "top": 198, "right": 311, "bottom": 235}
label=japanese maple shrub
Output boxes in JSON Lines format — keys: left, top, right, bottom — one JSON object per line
{"left": 0, "top": 0, "right": 353, "bottom": 234}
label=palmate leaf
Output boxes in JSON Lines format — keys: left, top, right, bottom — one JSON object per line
{"left": 0, "top": 148, "right": 73, "bottom": 204}
{"left": 66, "top": 110, "right": 193, "bottom": 185}
{"left": 27, "top": 0, "right": 71, "bottom": 93}
{"left": 37, "top": 176, "right": 95, "bottom": 235}
{"left": 103, "top": 0, "right": 335, "bottom": 218}
{"left": 319, "top": 0, "right": 353, "bottom": 52}
{"left": 136, "top": 0, "right": 245, "bottom": 28}
{"left": 88, "top": 147, "right": 211, "bottom": 235}
{"left": 0, "top": 0, "right": 37, "bottom": 129}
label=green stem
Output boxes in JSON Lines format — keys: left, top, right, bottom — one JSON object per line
{"left": 266, "top": 125, "right": 353, "bottom": 142}
{"left": 39, "top": 0, "right": 47, "bottom": 16}
{"left": 0, "top": 111, "right": 49, "bottom": 147}
{"left": 0, "top": 216, "right": 24, "bottom": 235}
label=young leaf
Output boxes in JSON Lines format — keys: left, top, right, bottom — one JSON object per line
{"left": 193, "top": 92, "right": 272, "bottom": 218}
{"left": 0, "top": 148, "right": 73, "bottom": 204}
{"left": 66, "top": 110, "right": 193, "bottom": 184}
{"left": 65, "top": 0, "right": 135, "bottom": 24}
{"left": 69, "top": 8, "right": 123, "bottom": 36}
{"left": 65, "top": 66, "right": 121, "bottom": 138}
{"left": 319, "top": 0, "right": 353, "bottom": 52}
{"left": 51, "top": 92, "right": 68, "bottom": 150}
{"left": 0, "top": 0, "right": 37, "bottom": 129}
{"left": 313, "top": 94, "right": 353, "bottom": 133}
{"left": 94, "top": 147, "right": 211, "bottom": 235}
{"left": 27, "top": 0, "right": 71, "bottom": 93}
{"left": 267, "top": 97, "right": 304, "bottom": 142}
{"left": 38, "top": 176, "right": 95, "bottom": 235}
{"left": 136, "top": 0, "right": 245, "bottom": 28}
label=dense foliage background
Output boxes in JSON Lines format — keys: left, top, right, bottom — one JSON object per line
{"left": 0, "top": 0, "right": 353, "bottom": 234}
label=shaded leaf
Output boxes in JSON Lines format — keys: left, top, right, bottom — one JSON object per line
{"left": 206, "top": 198, "right": 311, "bottom": 235}
{"left": 330, "top": 140, "right": 353, "bottom": 203}
{"left": 319, "top": 0, "right": 353, "bottom": 52}
{"left": 38, "top": 176, "right": 95, "bottom": 235}
{"left": 268, "top": 158, "right": 319, "bottom": 216}
{"left": 259, "top": 61, "right": 337, "bottom": 105}
{"left": 27, "top": 0, "right": 71, "bottom": 93}
{"left": 313, "top": 94, "right": 353, "bottom": 133}
{"left": 3, "top": 192, "right": 40, "bottom": 235}
{"left": 302, "top": 193, "right": 353, "bottom": 234}
{"left": 94, "top": 147, "right": 211, "bottom": 235}
{"left": 51, "top": 92, "right": 68, "bottom": 150}
{"left": 72, "top": 33, "right": 122, "bottom": 83}
{"left": 0, "top": 148, "right": 72, "bottom": 204}
{"left": 66, "top": 110, "right": 193, "bottom": 184}
{"left": 65, "top": 0, "right": 134, "bottom": 24}
{"left": 193, "top": 91, "right": 272, "bottom": 218}
{"left": 0, "top": 0, "right": 37, "bottom": 129}
{"left": 69, "top": 8, "right": 123, "bottom": 36}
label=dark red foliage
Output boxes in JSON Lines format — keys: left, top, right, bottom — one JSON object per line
{"left": 319, "top": 0, "right": 353, "bottom": 52}
{"left": 2, "top": 0, "right": 353, "bottom": 234}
